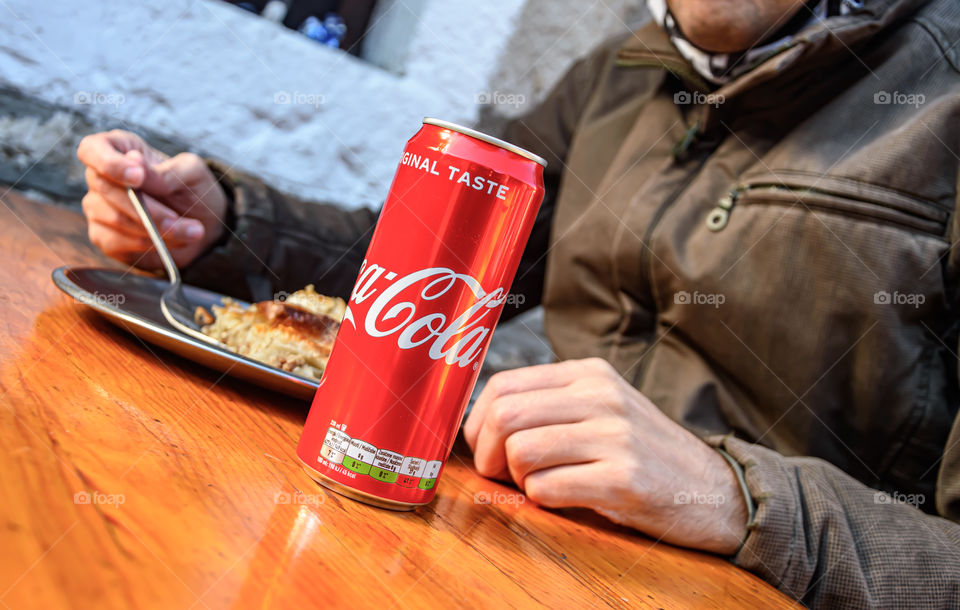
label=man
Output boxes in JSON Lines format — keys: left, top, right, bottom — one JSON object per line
{"left": 77, "top": 0, "right": 960, "bottom": 605}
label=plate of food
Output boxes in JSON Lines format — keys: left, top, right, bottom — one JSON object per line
{"left": 51, "top": 266, "right": 345, "bottom": 400}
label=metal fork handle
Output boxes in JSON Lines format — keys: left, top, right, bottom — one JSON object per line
{"left": 126, "top": 188, "right": 181, "bottom": 285}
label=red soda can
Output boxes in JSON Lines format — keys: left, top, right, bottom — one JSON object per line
{"left": 297, "top": 118, "right": 546, "bottom": 509}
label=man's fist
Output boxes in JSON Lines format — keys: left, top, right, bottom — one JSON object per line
{"left": 464, "top": 358, "right": 748, "bottom": 555}
{"left": 77, "top": 129, "right": 228, "bottom": 270}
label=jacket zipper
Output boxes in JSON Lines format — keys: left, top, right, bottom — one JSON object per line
{"left": 706, "top": 186, "right": 744, "bottom": 231}
{"left": 628, "top": 149, "right": 715, "bottom": 388}
{"left": 705, "top": 183, "right": 948, "bottom": 236}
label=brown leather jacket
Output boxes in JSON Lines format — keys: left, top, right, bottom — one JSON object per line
{"left": 185, "top": 0, "right": 960, "bottom": 605}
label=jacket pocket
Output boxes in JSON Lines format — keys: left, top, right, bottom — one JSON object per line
{"left": 691, "top": 169, "right": 952, "bottom": 488}
{"left": 704, "top": 170, "right": 950, "bottom": 237}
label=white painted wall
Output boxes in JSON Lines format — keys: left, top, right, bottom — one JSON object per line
{"left": 0, "top": 0, "right": 646, "bottom": 208}
{"left": 484, "top": 0, "right": 649, "bottom": 119}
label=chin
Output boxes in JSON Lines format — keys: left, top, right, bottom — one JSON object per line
{"left": 667, "top": 0, "right": 805, "bottom": 53}
{"left": 679, "top": 21, "right": 761, "bottom": 53}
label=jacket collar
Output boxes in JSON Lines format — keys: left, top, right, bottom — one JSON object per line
{"left": 616, "top": 0, "right": 934, "bottom": 94}
{"left": 616, "top": 0, "right": 934, "bottom": 141}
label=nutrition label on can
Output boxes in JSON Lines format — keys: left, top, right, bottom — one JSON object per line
{"left": 319, "top": 426, "right": 441, "bottom": 490}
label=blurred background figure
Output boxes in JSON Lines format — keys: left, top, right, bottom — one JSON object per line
{"left": 227, "top": 0, "right": 354, "bottom": 50}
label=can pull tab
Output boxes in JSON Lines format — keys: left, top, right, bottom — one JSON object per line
{"left": 706, "top": 187, "right": 743, "bottom": 232}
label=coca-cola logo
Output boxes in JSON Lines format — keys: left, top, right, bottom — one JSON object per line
{"left": 342, "top": 260, "right": 506, "bottom": 368}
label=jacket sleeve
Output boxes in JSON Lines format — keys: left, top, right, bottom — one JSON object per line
{"left": 181, "top": 166, "right": 379, "bottom": 304}
{"left": 706, "top": 417, "right": 960, "bottom": 608}
{"left": 183, "top": 41, "right": 616, "bottom": 320}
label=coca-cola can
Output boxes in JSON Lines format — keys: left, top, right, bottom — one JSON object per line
{"left": 297, "top": 118, "right": 546, "bottom": 510}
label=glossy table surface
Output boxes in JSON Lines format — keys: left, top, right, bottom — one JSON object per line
{"left": 0, "top": 189, "right": 795, "bottom": 609}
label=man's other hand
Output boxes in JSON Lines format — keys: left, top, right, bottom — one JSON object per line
{"left": 77, "top": 129, "right": 228, "bottom": 270}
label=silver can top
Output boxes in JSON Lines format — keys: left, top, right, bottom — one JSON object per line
{"left": 422, "top": 118, "right": 548, "bottom": 168}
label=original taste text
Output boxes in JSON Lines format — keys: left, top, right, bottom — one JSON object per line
{"left": 400, "top": 152, "right": 511, "bottom": 200}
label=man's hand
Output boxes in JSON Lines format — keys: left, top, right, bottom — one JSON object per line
{"left": 77, "top": 129, "right": 228, "bottom": 270}
{"left": 463, "top": 358, "right": 748, "bottom": 555}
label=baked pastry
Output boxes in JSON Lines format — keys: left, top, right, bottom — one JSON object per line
{"left": 196, "top": 285, "right": 345, "bottom": 381}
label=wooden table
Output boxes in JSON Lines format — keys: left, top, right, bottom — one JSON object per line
{"left": 0, "top": 189, "right": 794, "bottom": 609}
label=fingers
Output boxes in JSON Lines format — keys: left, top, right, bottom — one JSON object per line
{"left": 76, "top": 130, "right": 176, "bottom": 193}
{"left": 503, "top": 422, "right": 607, "bottom": 486}
{"left": 135, "top": 151, "right": 183, "bottom": 197}
{"left": 84, "top": 167, "right": 171, "bottom": 224}
{"left": 81, "top": 191, "right": 204, "bottom": 267}
{"left": 141, "top": 153, "right": 222, "bottom": 219}
{"left": 81, "top": 191, "right": 147, "bottom": 237}
{"left": 465, "top": 358, "right": 613, "bottom": 449}
{"left": 153, "top": 152, "right": 210, "bottom": 185}
{"left": 521, "top": 462, "right": 615, "bottom": 509}
{"left": 83, "top": 169, "right": 204, "bottom": 243}
{"left": 87, "top": 220, "right": 154, "bottom": 259}
{"left": 77, "top": 130, "right": 148, "bottom": 187}
{"left": 471, "top": 386, "right": 596, "bottom": 478}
